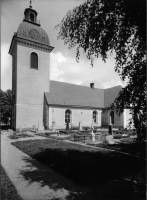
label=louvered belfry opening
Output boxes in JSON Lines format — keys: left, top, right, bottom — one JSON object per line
{"left": 30, "top": 13, "right": 35, "bottom": 22}
{"left": 31, "top": 52, "right": 38, "bottom": 69}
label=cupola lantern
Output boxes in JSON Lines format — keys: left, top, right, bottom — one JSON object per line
{"left": 24, "top": 0, "right": 40, "bottom": 25}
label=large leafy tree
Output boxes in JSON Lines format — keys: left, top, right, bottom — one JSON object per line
{"left": 0, "top": 89, "right": 12, "bottom": 126}
{"left": 56, "top": 0, "right": 146, "bottom": 140}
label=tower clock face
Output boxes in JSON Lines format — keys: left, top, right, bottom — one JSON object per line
{"left": 29, "top": 29, "right": 39, "bottom": 40}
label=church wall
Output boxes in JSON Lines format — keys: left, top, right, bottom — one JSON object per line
{"left": 15, "top": 45, "right": 50, "bottom": 129}
{"left": 11, "top": 45, "right": 17, "bottom": 129}
{"left": 114, "top": 110, "right": 123, "bottom": 127}
{"left": 48, "top": 106, "right": 102, "bottom": 129}
{"left": 49, "top": 107, "right": 53, "bottom": 129}
{"left": 43, "top": 96, "right": 49, "bottom": 129}
{"left": 102, "top": 109, "right": 109, "bottom": 126}
{"left": 17, "top": 45, "right": 50, "bottom": 105}
{"left": 16, "top": 104, "right": 44, "bottom": 130}
{"left": 102, "top": 109, "right": 124, "bottom": 128}
{"left": 123, "top": 109, "right": 133, "bottom": 128}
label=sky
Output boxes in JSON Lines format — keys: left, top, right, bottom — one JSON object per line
{"left": 1, "top": 0, "right": 127, "bottom": 91}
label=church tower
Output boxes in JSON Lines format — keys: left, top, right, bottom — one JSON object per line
{"left": 9, "top": 2, "right": 54, "bottom": 130}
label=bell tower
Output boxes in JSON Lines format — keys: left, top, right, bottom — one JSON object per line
{"left": 24, "top": 0, "right": 38, "bottom": 23}
{"left": 9, "top": 2, "right": 54, "bottom": 130}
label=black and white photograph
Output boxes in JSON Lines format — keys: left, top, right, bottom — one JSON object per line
{"left": 1, "top": 0, "right": 146, "bottom": 199}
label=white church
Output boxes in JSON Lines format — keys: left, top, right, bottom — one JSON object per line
{"left": 9, "top": 3, "right": 131, "bottom": 131}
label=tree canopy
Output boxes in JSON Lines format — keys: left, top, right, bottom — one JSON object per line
{"left": 0, "top": 89, "right": 12, "bottom": 126}
{"left": 56, "top": 0, "right": 146, "bottom": 140}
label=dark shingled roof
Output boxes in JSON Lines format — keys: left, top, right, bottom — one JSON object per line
{"left": 45, "top": 81, "right": 104, "bottom": 108}
{"left": 104, "top": 85, "right": 122, "bottom": 108}
{"left": 45, "top": 81, "right": 122, "bottom": 108}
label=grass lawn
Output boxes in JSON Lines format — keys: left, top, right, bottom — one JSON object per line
{"left": 1, "top": 165, "right": 23, "bottom": 200}
{"left": 12, "top": 139, "right": 146, "bottom": 199}
{"left": 91, "top": 141, "right": 146, "bottom": 158}
{"left": 36, "top": 132, "right": 146, "bottom": 157}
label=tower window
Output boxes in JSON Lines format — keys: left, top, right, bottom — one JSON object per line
{"left": 30, "top": 13, "right": 34, "bottom": 22}
{"left": 30, "top": 52, "right": 38, "bottom": 69}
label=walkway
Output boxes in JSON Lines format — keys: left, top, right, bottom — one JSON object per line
{"left": 1, "top": 133, "right": 73, "bottom": 200}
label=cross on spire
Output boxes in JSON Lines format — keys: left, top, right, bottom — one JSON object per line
{"left": 29, "top": 0, "right": 32, "bottom": 8}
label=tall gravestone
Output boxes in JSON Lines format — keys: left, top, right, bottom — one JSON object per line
{"left": 79, "top": 121, "right": 82, "bottom": 131}
{"left": 108, "top": 116, "right": 113, "bottom": 135}
{"left": 91, "top": 119, "right": 95, "bottom": 141}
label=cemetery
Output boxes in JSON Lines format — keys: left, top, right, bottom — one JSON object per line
{"left": 1, "top": 112, "right": 145, "bottom": 200}
{"left": 3, "top": 118, "right": 144, "bottom": 158}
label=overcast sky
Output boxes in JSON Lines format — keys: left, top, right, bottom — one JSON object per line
{"left": 1, "top": 0, "right": 126, "bottom": 91}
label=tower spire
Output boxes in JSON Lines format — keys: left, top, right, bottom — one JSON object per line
{"left": 29, "top": 0, "right": 32, "bottom": 8}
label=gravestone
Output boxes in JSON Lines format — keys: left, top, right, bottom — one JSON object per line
{"left": 91, "top": 119, "right": 95, "bottom": 141}
{"left": 109, "top": 124, "right": 113, "bottom": 135}
{"left": 91, "top": 127, "right": 95, "bottom": 142}
{"left": 108, "top": 116, "right": 113, "bottom": 135}
{"left": 32, "top": 125, "right": 36, "bottom": 131}
{"left": 52, "top": 121, "right": 56, "bottom": 130}
{"left": 19, "top": 126, "right": 22, "bottom": 135}
{"left": 79, "top": 121, "right": 82, "bottom": 131}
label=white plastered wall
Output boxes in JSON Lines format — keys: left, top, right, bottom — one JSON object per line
{"left": 48, "top": 106, "right": 102, "bottom": 129}
{"left": 15, "top": 45, "right": 50, "bottom": 130}
{"left": 102, "top": 108, "right": 124, "bottom": 128}
{"left": 123, "top": 109, "right": 133, "bottom": 128}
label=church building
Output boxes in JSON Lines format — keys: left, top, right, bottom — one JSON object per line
{"left": 9, "top": 3, "right": 131, "bottom": 130}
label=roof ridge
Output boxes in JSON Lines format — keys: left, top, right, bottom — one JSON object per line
{"left": 104, "top": 85, "right": 122, "bottom": 90}
{"left": 50, "top": 80, "right": 104, "bottom": 90}
{"left": 50, "top": 80, "right": 121, "bottom": 90}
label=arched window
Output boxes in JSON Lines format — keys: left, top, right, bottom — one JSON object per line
{"left": 65, "top": 109, "right": 71, "bottom": 123}
{"left": 110, "top": 111, "right": 114, "bottom": 124}
{"left": 93, "top": 111, "right": 98, "bottom": 123}
{"left": 30, "top": 13, "right": 34, "bottom": 22}
{"left": 30, "top": 52, "right": 38, "bottom": 69}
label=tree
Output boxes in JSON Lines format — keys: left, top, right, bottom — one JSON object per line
{"left": 56, "top": 0, "right": 146, "bottom": 141}
{"left": 0, "top": 89, "right": 12, "bottom": 126}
